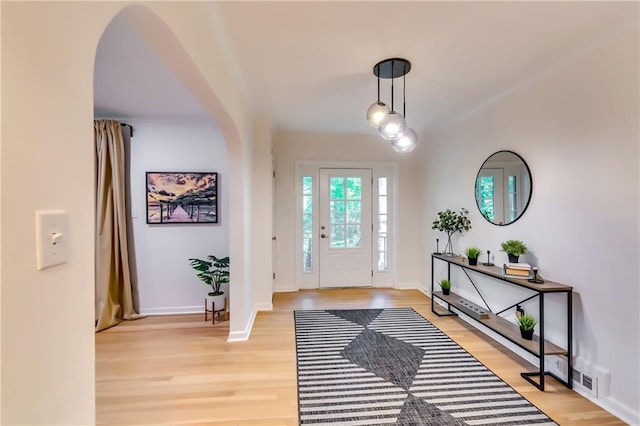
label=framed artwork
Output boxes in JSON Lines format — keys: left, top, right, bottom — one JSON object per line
{"left": 146, "top": 172, "right": 218, "bottom": 224}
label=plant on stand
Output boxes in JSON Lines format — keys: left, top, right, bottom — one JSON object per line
{"left": 189, "top": 255, "right": 230, "bottom": 310}
{"left": 500, "top": 240, "right": 527, "bottom": 263}
{"left": 432, "top": 208, "right": 472, "bottom": 256}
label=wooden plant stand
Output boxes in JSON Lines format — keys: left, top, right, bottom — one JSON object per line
{"left": 204, "top": 297, "right": 228, "bottom": 324}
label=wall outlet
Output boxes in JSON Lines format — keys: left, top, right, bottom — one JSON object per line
{"left": 554, "top": 357, "right": 568, "bottom": 376}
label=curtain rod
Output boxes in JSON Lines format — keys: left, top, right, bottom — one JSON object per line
{"left": 120, "top": 122, "right": 134, "bottom": 137}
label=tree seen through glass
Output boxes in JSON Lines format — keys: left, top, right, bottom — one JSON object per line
{"left": 330, "top": 176, "right": 362, "bottom": 248}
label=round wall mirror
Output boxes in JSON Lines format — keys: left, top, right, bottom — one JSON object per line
{"left": 475, "top": 150, "right": 532, "bottom": 226}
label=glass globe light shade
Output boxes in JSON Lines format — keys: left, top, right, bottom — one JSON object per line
{"left": 366, "top": 101, "right": 389, "bottom": 127}
{"left": 378, "top": 111, "right": 406, "bottom": 140}
{"left": 391, "top": 127, "right": 417, "bottom": 153}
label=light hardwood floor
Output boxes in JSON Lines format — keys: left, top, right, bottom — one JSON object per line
{"left": 96, "top": 289, "right": 625, "bottom": 425}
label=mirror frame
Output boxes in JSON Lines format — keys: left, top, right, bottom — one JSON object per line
{"left": 474, "top": 150, "right": 532, "bottom": 226}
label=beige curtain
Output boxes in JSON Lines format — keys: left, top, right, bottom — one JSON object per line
{"left": 94, "top": 120, "right": 143, "bottom": 331}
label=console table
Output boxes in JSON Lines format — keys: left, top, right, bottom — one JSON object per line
{"left": 431, "top": 253, "right": 573, "bottom": 391}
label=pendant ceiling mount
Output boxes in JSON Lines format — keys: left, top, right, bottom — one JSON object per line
{"left": 373, "top": 58, "right": 411, "bottom": 79}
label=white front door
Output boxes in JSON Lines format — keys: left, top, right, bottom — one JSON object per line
{"left": 319, "top": 168, "right": 372, "bottom": 287}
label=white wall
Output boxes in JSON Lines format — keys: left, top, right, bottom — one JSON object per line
{"left": 273, "top": 131, "right": 425, "bottom": 291}
{"left": 127, "top": 119, "right": 229, "bottom": 314}
{"left": 1, "top": 2, "right": 255, "bottom": 424}
{"left": 423, "top": 22, "right": 639, "bottom": 424}
{"left": 251, "top": 118, "right": 274, "bottom": 310}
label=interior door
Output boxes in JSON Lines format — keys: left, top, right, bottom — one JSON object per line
{"left": 319, "top": 168, "right": 372, "bottom": 287}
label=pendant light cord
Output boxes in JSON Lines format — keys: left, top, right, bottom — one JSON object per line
{"left": 403, "top": 72, "right": 406, "bottom": 118}
{"left": 390, "top": 60, "right": 395, "bottom": 111}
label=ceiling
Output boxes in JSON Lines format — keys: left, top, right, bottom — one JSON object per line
{"left": 94, "top": 1, "right": 636, "bottom": 136}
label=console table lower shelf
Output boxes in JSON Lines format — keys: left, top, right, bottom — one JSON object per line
{"left": 433, "top": 291, "right": 566, "bottom": 356}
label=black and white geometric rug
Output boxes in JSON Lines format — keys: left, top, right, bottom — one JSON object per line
{"left": 295, "top": 308, "right": 557, "bottom": 425}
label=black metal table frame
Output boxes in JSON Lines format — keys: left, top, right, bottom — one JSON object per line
{"left": 430, "top": 254, "right": 573, "bottom": 391}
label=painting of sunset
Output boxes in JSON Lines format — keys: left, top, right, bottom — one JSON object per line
{"left": 146, "top": 172, "right": 218, "bottom": 224}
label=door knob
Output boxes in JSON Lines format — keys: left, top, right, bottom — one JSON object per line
{"left": 321, "top": 234, "right": 326, "bottom": 238}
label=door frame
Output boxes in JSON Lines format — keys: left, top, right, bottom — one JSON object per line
{"left": 294, "top": 160, "right": 398, "bottom": 290}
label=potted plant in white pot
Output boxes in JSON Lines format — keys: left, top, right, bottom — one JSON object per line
{"left": 189, "top": 255, "right": 230, "bottom": 311}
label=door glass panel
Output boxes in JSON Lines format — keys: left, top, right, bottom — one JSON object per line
{"left": 330, "top": 224, "right": 345, "bottom": 248}
{"left": 378, "top": 252, "right": 387, "bottom": 271}
{"left": 508, "top": 175, "right": 517, "bottom": 222}
{"left": 330, "top": 177, "right": 345, "bottom": 199}
{"left": 377, "top": 177, "right": 388, "bottom": 271}
{"left": 378, "top": 197, "right": 387, "bottom": 215}
{"left": 346, "top": 177, "right": 361, "bottom": 199}
{"left": 477, "top": 176, "right": 495, "bottom": 221}
{"left": 346, "top": 225, "right": 361, "bottom": 247}
{"left": 346, "top": 201, "right": 361, "bottom": 223}
{"left": 302, "top": 176, "right": 313, "bottom": 272}
{"left": 378, "top": 178, "right": 387, "bottom": 196}
{"left": 330, "top": 201, "right": 345, "bottom": 223}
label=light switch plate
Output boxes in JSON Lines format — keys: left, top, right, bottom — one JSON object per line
{"left": 35, "top": 210, "right": 69, "bottom": 270}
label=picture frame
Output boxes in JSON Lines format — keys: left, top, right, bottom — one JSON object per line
{"left": 146, "top": 172, "right": 218, "bottom": 224}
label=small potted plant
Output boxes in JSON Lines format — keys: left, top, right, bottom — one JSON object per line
{"left": 189, "top": 255, "right": 230, "bottom": 309}
{"left": 500, "top": 239, "right": 527, "bottom": 263}
{"left": 517, "top": 314, "right": 536, "bottom": 340}
{"left": 464, "top": 246, "right": 482, "bottom": 266}
{"left": 432, "top": 208, "right": 471, "bottom": 256}
{"left": 438, "top": 278, "right": 451, "bottom": 295}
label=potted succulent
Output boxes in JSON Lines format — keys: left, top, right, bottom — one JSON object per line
{"left": 517, "top": 314, "right": 536, "bottom": 340}
{"left": 189, "top": 255, "right": 230, "bottom": 309}
{"left": 438, "top": 278, "right": 451, "bottom": 295}
{"left": 464, "top": 246, "right": 482, "bottom": 266}
{"left": 500, "top": 239, "right": 527, "bottom": 263}
{"left": 432, "top": 208, "right": 471, "bottom": 256}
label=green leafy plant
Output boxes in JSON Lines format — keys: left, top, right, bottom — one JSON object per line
{"left": 432, "top": 208, "right": 471, "bottom": 255}
{"left": 188, "top": 255, "right": 230, "bottom": 296}
{"left": 517, "top": 314, "right": 537, "bottom": 331}
{"left": 464, "top": 246, "right": 482, "bottom": 259}
{"left": 500, "top": 240, "right": 528, "bottom": 256}
{"left": 438, "top": 279, "right": 451, "bottom": 291}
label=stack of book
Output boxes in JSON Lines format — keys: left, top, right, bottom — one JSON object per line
{"left": 502, "top": 262, "right": 532, "bottom": 279}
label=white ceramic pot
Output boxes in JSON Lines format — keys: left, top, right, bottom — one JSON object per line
{"left": 206, "top": 293, "right": 226, "bottom": 312}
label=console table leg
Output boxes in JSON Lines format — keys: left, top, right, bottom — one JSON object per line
{"left": 539, "top": 293, "right": 545, "bottom": 391}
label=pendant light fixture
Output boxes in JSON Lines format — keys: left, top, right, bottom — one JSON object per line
{"left": 367, "top": 58, "right": 417, "bottom": 153}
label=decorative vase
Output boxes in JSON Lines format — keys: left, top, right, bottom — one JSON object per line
{"left": 468, "top": 257, "right": 478, "bottom": 266}
{"left": 520, "top": 329, "right": 534, "bottom": 340}
{"left": 508, "top": 254, "right": 519, "bottom": 263}
{"left": 442, "top": 288, "right": 450, "bottom": 295}
{"left": 444, "top": 235, "right": 454, "bottom": 256}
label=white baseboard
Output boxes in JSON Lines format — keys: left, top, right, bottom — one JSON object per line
{"left": 140, "top": 305, "right": 202, "bottom": 315}
{"left": 573, "top": 389, "right": 639, "bottom": 426}
{"left": 274, "top": 286, "right": 297, "bottom": 292}
{"left": 394, "top": 282, "right": 421, "bottom": 290}
{"left": 255, "top": 302, "right": 273, "bottom": 311}
{"left": 227, "top": 307, "right": 258, "bottom": 342}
